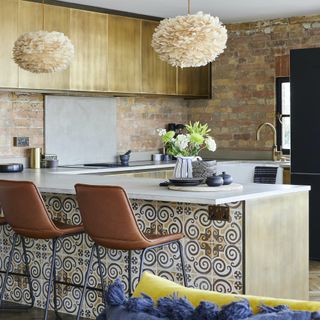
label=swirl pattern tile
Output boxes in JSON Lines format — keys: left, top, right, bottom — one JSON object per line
{"left": 0, "top": 194, "right": 243, "bottom": 318}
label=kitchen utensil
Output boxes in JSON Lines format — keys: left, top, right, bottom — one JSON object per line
{"left": 44, "top": 159, "right": 59, "bottom": 169}
{"left": 219, "top": 171, "right": 233, "bottom": 185}
{"left": 169, "top": 178, "right": 203, "bottom": 187}
{"left": 30, "top": 147, "right": 41, "bottom": 169}
{"left": 159, "top": 181, "right": 171, "bottom": 187}
{"left": 152, "top": 154, "right": 162, "bottom": 161}
{"left": 206, "top": 174, "right": 224, "bottom": 187}
{"left": 161, "top": 154, "right": 171, "bottom": 162}
{"left": 168, "top": 123, "right": 176, "bottom": 131}
{"left": 120, "top": 150, "right": 131, "bottom": 165}
{"left": 0, "top": 163, "right": 23, "bottom": 173}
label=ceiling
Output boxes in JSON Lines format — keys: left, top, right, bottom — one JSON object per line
{"left": 57, "top": 0, "right": 320, "bottom": 23}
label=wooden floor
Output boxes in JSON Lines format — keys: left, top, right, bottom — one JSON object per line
{"left": 2, "top": 262, "right": 320, "bottom": 319}
{"left": 310, "top": 260, "right": 320, "bottom": 301}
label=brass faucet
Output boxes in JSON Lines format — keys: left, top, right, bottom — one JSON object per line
{"left": 256, "top": 122, "right": 280, "bottom": 161}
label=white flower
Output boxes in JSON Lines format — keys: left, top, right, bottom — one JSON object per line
{"left": 157, "top": 128, "right": 167, "bottom": 136}
{"left": 175, "top": 134, "right": 190, "bottom": 151}
{"left": 205, "top": 137, "right": 217, "bottom": 152}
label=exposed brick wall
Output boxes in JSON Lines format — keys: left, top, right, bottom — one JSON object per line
{"left": 116, "top": 97, "right": 188, "bottom": 153}
{"left": 0, "top": 92, "right": 43, "bottom": 160}
{"left": 0, "top": 94, "right": 188, "bottom": 160}
{"left": 188, "top": 14, "right": 320, "bottom": 153}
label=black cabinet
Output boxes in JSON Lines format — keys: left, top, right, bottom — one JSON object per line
{"left": 291, "top": 48, "right": 320, "bottom": 259}
{"left": 291, "top": 48, "right": 320, "bottom": 174}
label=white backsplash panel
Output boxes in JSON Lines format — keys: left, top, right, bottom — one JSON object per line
{"left": 45, "top": 96, "right": 117, "bottom": 165}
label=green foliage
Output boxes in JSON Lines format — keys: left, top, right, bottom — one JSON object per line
{"left": 159, "top": 122, "right": 216, "bottom": 157}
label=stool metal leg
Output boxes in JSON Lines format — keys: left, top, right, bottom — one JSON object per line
{"left": 128, "top": 250, "right": 132, "bottom": 296}
{"left": 0, "top": 233, "right": 18, "bottom": 306}
{"left": 21, "top": 236, "right": 35, "bottom": 307}
{"left": 176, "top": 240, "right": 188, "bottom": 287}
{"left": 52, "top": 253, "right": 59, "bottom": 317}
{"left": 44, "top": 238, "right": 58, "bottom": 320}
{"left": 76, "top": 245, "right": 95, "bottom": 320}
{"left": 95, "top": 245, "right": 106, "bottom": 307}
{"left": 138, "top": 248, "right": 148, "bottom": 281}
{"left": 137, "top": 241, "right": 188, "bottom": 288}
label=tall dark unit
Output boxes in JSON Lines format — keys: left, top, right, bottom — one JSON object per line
{"left": 291, "top": 47, "right": 320, "bottom": 260}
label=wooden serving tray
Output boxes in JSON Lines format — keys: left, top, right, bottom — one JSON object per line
{"left": 168, "top": 183, "right": 243, "bottom": 192}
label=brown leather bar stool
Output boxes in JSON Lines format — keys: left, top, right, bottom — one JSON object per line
{"left": 75, "top": 184, "right": 187, "bottom": 320}
{"left": 0, "top": 215, "right": 35, "bottom": 310}
{"left": 0, "top": 180, "right": 84, "bottom": 320}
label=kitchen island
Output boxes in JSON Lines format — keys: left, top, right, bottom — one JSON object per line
{"left": 0, "top": 169, "right": 309, "bottom": 318}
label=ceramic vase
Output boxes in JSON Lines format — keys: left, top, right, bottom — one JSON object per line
{"left": 173, "top": 156, "right": 194, "bottom": 179}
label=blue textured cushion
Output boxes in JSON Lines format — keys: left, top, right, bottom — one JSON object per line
{"left": 96, "top": 278, "right": 320, "bottom": 320}
{"left": 107, "top": 305, "right": 169, "bottom": 320}
{"left": 246, "top": 311, "right": 312, "bottom": 319}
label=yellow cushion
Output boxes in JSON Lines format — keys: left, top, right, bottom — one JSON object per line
{"left": 133, "top": 272, "right": 320, "bottom": 314}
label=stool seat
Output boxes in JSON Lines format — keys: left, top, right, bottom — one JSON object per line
{"left": 144, "top": 232, "right": 184, "bottom": 246}
{"left": 93, "top": 232, "right": 184, "bottom": 250}
{"left": 0, "top": 217, "right": 6, "bottom": 225}
{"left": 53, "top": 220, "right": 84, "bottom": 236}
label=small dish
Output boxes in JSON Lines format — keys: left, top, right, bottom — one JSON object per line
{"left": 169, "top": 178, "right": 203, "bottom": 187}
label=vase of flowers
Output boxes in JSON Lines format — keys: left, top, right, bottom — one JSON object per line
{"left": 157, "top": 122, "right": 217, "bottom": 179}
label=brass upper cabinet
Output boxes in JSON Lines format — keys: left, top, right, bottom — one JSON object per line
{"left": 141, "top": 20, "right": 176, "bottom": 95}
{"left": 0, "top": 0, "right": 19, "bottom": 88}
{"left": 108, "top": 15, "right": 141, "bottom": 93}
{"left": 178, "top": 65, "right": 211, "bottom": 97}
{"left": 0, "top": 1, "right": 210, "bottom": 97}
{"left": 70, "top": 9, "right": 108, "bottom": 92}
{"left": 18, "top": 2, "right": 71, "bottom": 90}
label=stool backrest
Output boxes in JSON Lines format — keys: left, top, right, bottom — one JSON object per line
{"left": 75, "top": 184, "right": 149, "bottom": 250}
{"left": 0, "top": 180, "right": 61, "bottom": 238}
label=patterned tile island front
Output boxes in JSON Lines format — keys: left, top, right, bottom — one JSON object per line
{"left": 0, "top": 171, "right": 310, "bottom": 318}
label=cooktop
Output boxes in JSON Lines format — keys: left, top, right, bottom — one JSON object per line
{"left": 60, "top": 160, "right": 175, "bottom": 169}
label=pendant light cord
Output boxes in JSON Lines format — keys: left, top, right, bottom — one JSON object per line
{"left": 188, "top": 0, "right": 191, "bottom": 14}
{"left": 42, "top": 0, "right": 45, "bottom": 30}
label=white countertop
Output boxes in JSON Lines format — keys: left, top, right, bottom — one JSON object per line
{"left": 0, "top": 168, "right": 307, "bottom": 205}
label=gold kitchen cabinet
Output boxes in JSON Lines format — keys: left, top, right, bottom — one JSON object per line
{"left": 69, "top": 9, "right": 108, "bottom": 92}
{"left": 18, "top": 2, "right": 71, "bottom": 90}
{"left": 141, "top": 20, "right": 176, "bottom": 95}
{"left": 178, "top": 65, "right": 211, "bottom": 97}
{"left": 0, "top": 0, "right": 211, "bottom": 97}
{"left": 0, "top": 0, "right": 18, "bottom": 88}
{"left": 108, "top": 15, "right": 141, "bottom": 93}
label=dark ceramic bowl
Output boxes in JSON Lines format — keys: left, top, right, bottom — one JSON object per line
{"left": 219, "top": 171, "right": 233, "bottom": 185}
{"left": 206, "top": 175, "right": 223, "bottom": 187}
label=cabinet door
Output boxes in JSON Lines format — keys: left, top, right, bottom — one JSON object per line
{"left": 17, "top": 1, "right": 43, "bottom": 89}
{"left": 178, "top": 65, "right": 211, "bottom": 97}
{"left": 18, "top": 2, "right": 71, "bottom": 90}
{"left": 0, "top": 0, "right": 18, "bottom": 88}
{"left": 70, "top": 9, "right": 108, "bottom": 92}
{"left": 108, "top": 15, "right": 141, "bottom": 93}
{"left": 141, "top": 20, "right": 176, "bottom": 95}
{"left": 290, "top": 48, "right": 320, "bottom": 174}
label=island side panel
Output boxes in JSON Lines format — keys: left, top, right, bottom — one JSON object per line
{"left": 244, "top": 191, "right": 309, "bottom": 300}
